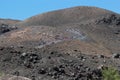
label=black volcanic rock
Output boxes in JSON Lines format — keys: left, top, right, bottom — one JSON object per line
{"left": 0, "top": 24, "right": 17, "bottom": 34}
{"left": 0, "top": 46, "right": 119, "bottom": 80}
{"left": 96, "top": 14, "right": 120, "bottom": 25}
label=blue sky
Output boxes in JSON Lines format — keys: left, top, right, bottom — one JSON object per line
{"left": 0, "top": 0, "right": 120, "bottom": 20}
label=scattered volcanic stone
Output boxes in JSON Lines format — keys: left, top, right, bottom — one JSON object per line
{"left": 112, "top": 53, "right": 120, "bottom": 58}
{"left": 38, "top": 68, "right": 46, "bottom": 74}
{"left": 98, "top": 55, "right": 105, "bottom": 58}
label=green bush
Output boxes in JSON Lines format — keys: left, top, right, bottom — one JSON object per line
{"left": 102, "top": 67, "right": 120, "bottom": 80}
{"left": 0, "top": 71, "right": 5, "bottom": 78}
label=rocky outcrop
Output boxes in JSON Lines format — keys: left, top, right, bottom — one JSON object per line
{"left": 0, "top": 24, "right": 17, "bottom": 34}
{"left": 96, "top": 14, "right": 120, "bottom": 25}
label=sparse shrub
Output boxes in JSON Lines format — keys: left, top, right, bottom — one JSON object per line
{"left": 102, "top": 67, "right": 120, "bottom": 80}
{"left": 0, "top": 71, "right": 4, "bottom": 77}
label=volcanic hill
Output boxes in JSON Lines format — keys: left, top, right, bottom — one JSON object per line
{"left": 0, "top": 6, "right": 120, "bottom": 80}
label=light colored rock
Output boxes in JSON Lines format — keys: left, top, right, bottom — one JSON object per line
{"left": 0, "top": 75, "right": 31, "bottom": 80}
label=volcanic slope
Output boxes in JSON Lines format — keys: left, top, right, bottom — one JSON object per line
{"left": 0, "top": 6, "right": 120, "bottom": 80}
{"left": 0, "top": 6, "right": 119, "bottom": 54}
{"left": 20, "top": 6, "right": 114, "bottom": 26}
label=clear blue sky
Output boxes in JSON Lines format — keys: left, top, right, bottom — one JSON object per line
{"left": 0, "top": 0, "right": 120, "bottom": 20}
